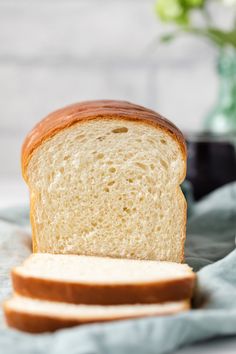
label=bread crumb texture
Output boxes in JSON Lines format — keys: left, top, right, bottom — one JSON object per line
{"left": 15, "top": 254, "right": 192, "bottom": 283}
{"left": 27, "top": 119, "right": 186, "bottom": 261}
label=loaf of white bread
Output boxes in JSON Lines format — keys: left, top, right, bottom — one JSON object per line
{"left": 4, "top": 100, "right": 194, "bottom": 333}
{"left": 21, "top": 100, "right": 187, "bottom": 262}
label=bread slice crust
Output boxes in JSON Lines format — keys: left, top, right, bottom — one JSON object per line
{"left": 4, "top": 298, "right": 190, "bottom": 333}
{"left": 12, "top": 269, "right": 195, "bottom": 305}
{"left": 21, "top": 100, "right": 186, "bottom": 182}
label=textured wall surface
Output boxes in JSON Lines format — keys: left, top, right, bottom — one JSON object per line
{"left": 0, "top": 0, "right": 225, "bottom": 180}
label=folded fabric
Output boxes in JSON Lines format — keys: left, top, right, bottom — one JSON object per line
{"left": 0, "top": 182, "right": 236, "bottom": 354}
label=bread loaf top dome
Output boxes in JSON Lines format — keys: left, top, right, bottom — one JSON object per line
{"left": 22, "top": 100, "right": 186, "bottom": 181}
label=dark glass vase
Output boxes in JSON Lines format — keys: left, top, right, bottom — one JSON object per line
{"left": 186, "top": 133, "right": 236, "bottom": 200}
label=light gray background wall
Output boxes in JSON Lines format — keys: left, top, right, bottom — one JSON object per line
{"left": 0, "top": 0, "right": 228, "bottom": 182}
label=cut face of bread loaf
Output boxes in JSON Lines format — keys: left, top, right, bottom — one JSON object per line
{"left": 4, "top": 295, "right": 190, "bottom": 333}
{"left": 12, "top": 254, "right": 195, "bottom": 305}
{"left": 22, "top": 100, "right": 187, "bottom": 261}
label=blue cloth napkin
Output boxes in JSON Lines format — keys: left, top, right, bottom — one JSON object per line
{"left": 0, "top": 182, "right": 236, "bottom": 354}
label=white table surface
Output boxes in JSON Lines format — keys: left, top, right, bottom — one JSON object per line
{"left": 0, "top": 179, "right": 236, "bottom": 353}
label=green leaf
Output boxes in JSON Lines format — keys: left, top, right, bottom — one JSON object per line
{"left": 160, "top": 33, "right": 177, "bottom": 42}
{"left": 185, "top": 27, "right": 236, "bottom": 48}
{"left": 207, "top": 28, "right": 236, "bottom": 47}
{"left": 157, "top": 27, "right": 236, "bottom": 49}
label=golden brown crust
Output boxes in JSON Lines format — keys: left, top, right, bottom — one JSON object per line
{"left": 4, "top": 300, "right": 190, "bottom": 333}
{"left": 21, "top": 100, "right": 187, "bottom": 182}
{"left": 29, "top": 193, "right": 37, "bottom": 253}
{"left": 180, "top": 189, "right": 187, "bottom": 263}
{"left": 12, "top": 270, "right": 195, "bottom": 305}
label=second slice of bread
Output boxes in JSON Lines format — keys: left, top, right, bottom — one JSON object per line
{"left": 4, "top": 295, "right": 190, "bottom": 333}
{"left": 12, "top": 254, "right": 195, "bottom": 305}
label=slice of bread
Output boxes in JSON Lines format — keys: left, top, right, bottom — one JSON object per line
{"left": 4, "top": 295, "right": 190, "bottom": 333}
{"left": 22, "top": 100, "right": 187, "bottom": 262}
{"left": 12, "top": 254, "right": 195, "bottom": 305}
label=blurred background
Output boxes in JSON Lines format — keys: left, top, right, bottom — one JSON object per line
{"left": 0, "top": 0, "right": 235, "bottom": 206}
